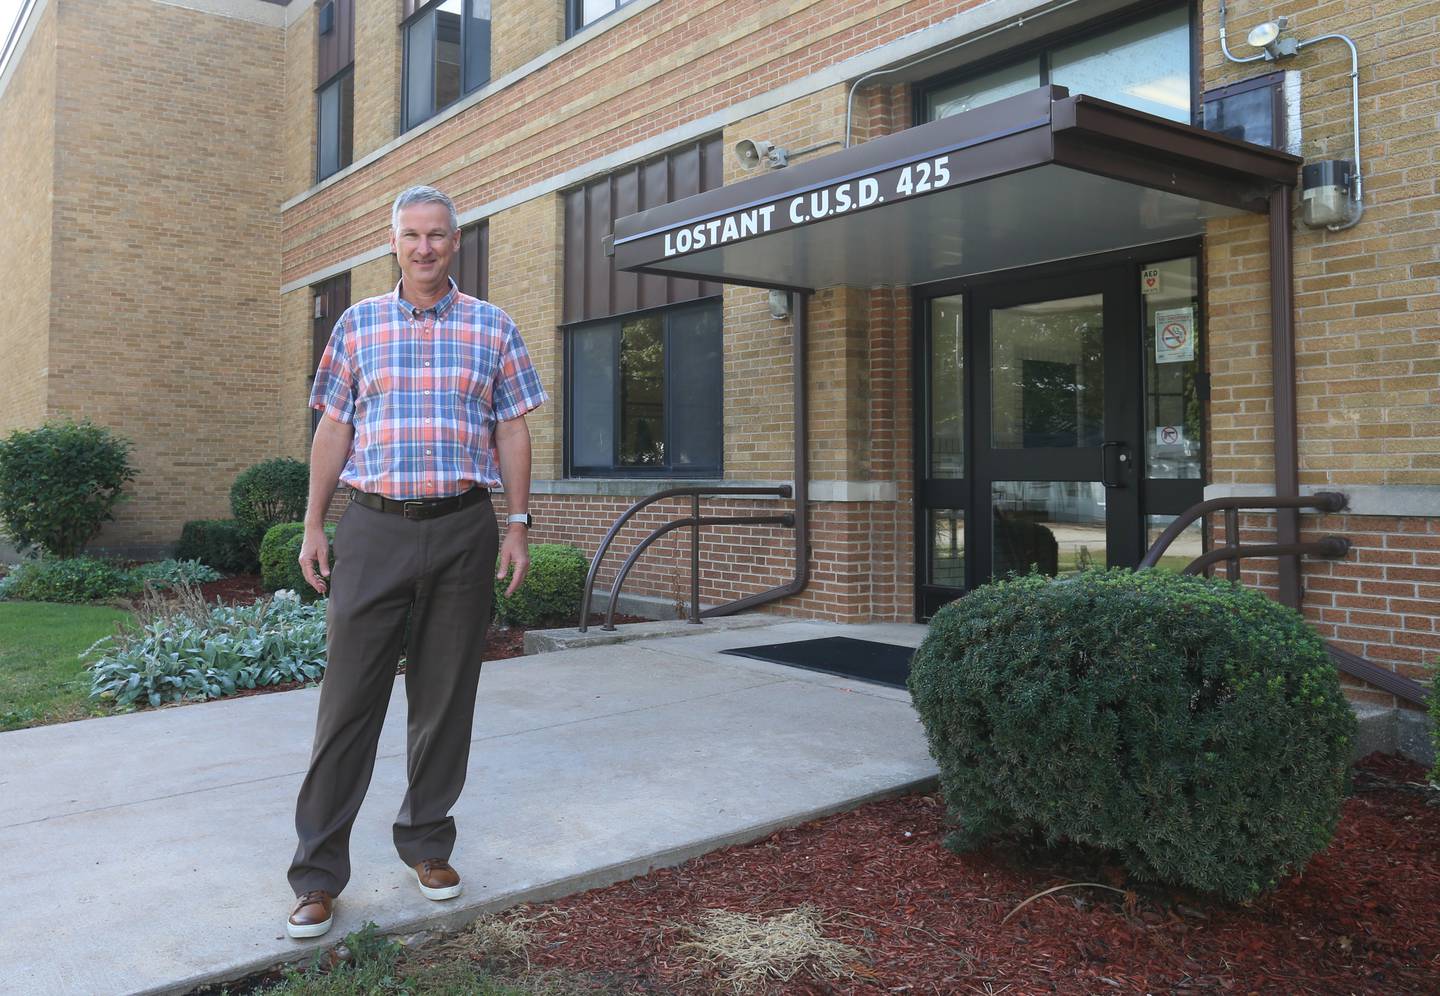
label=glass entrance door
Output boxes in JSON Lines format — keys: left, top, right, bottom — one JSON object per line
{"left": 917, "top": 266, "right": 1148, "bottom": 617}
{"left": 972, "top": 273, "right": 1141, "bottom": 580}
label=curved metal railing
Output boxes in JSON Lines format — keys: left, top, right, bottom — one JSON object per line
{"left": 1141, "top": 491, "right": 1427, "bottom": 705}
{"left": 578, "top": 485, "right": 795, "bottom": 632}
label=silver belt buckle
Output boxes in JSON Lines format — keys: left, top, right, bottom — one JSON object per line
{"left": 402, "top": 500, "right": 427, "bottom": 520}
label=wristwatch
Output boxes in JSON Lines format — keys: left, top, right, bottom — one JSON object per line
{"left": 506, "top": 512, "right": 533, "bottom": 528}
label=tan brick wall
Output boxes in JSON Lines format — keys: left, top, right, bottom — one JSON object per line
{"left": 46, "top": 0, "right": 285, "bottom": 550}
{"left": 0, "top": 2, "right": 57, "bottom": 433}
{"left": 486, "top": 194, "right": 565, "bottom": 478}
{"left": 279, "top": 287, "right": 314, "bottom": 464}
{"left": 354, "top": 0, "right": 403, "bottom": 161}
{"left": 492, "top": 0, "right": 565, "bottom": 81}
{"left": 283, "top": 4, "right": 318, "bottom": 201}
{"left": 1203, "top": 0, "right": 1440, "bottom": 489}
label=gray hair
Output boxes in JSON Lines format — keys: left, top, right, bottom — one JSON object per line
{"left": 391, "top": 185, "right": 459, "bottom": 234}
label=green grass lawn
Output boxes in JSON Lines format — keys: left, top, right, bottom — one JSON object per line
{"left": 0, "top": 602, "right": 132, "bottom": 731}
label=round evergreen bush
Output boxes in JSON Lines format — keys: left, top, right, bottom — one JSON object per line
{"left": 0, "top": 420, "right": 136, "bottom": 558}
{"left": 493, "top": 543, "right": 586, "bottom": 627}
{"left": 177, "top": 519, "right": 262, "bottom": 574}
{"left": 908, "top": 569, "right": 1356, "bottom": 902}
{"left": 230, "top": 459, "right": 309, "bottom": 540}
{"left": 259, "top": 521, "right": 333, "bottom": 601}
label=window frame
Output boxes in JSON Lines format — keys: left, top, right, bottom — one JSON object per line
{"left": 564, "top": 297, "right": 724, "bottom": 478}
{"left": 566, "top": 0, "right": 640, "bottom": 38}
{"left": 314, "top": 65, "right": 355, "bottom": 182}
{"left": 401, "top": 0, "right": 492, "bottom": 132}
{"left": 1200, "top": 70, "right": 1288, "bottom": 151}
{"left": 913, "top": 0, "right": 1198, "bottom": 128}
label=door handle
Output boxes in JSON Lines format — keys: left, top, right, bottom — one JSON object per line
{"left": 1100, "top": 441, "right": 1128, "bottom": 489}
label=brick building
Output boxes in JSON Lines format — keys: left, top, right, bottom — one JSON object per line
{"left": 1, "top": 0, "right": 1435, "bottom": 721}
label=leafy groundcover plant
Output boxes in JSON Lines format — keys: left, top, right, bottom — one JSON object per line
{"left": 909, "top": 568, "right": 1356, "bottom": 902}
{"left": 85, "top": 588, "right": 326, "bottom": 708}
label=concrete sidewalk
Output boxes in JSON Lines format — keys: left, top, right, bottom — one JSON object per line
{"left": 0, "top": 621, "right": 936, "bottom": 996}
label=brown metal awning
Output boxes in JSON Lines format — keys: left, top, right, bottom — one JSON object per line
{"left": 608, "top": 86, "right": 1300, "bottom": 291}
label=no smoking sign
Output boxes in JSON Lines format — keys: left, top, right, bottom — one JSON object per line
{"left": 1155, "top": 307, "right": 1195, "bottom": 364}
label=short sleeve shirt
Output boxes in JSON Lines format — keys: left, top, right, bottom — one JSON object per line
{"left": 309, "top": 279, "right": 547, "bottom": 499}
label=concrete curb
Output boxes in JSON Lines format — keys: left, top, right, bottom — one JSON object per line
{"left": 523, "top": 615, "right": 779, "bottom": 654}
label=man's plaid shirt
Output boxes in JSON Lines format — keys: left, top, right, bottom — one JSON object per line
{"left": 309, "top": 279, "right": 547, "bottom": 499}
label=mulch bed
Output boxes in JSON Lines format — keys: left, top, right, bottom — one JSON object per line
{"left": 497, "top": 752, "right": 1439, "bottom": 995}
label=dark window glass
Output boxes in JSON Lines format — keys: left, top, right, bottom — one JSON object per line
{"left": 316, "top": 70, "right": 354, "bottom": 181}
{"left": 567, "top": 300, "right": 722, "bottom": 476}
{"left": 570, "top": 0, "right": 639, "bottom": 35}
{"left": 922, "top": 3, "right": 1192, "bottom": 125}
{"left": 310, "top": 272, "right": 351, "bottom": 435}
{"left": 450, "top": 221, "right": 488, "bottom": 300}
{"left": 1202, "top": 72, "right": 1286, "bottom": 150}
{"left": 404, "top": 0, "right": 490, "bottom": 131}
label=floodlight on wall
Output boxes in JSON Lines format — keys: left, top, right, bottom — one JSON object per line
{"left": 1245, "top": 17, "right": 1297, "bottom": 60}
{"left": 734, "top": 139, "right": 789, "bottom": 170}
{"left": 767, "top": 289, "right": 792, "bottom": 320}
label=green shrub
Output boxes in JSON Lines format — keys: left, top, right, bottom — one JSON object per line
{"left": 908, "top": 568, "right": 1356, "bottom": 902}
{"left": 260, "top": 521, "right": 334, "bottom": 600}
{"left": 230, "top": 458, "right": 309, "bottom": 540}
{"left": 0, "top": 420, "right": 136, "bottom": 558}
{"left": 129, "top": 558, "right": 221, "bottom": 591}
{"left": 0, "top": 557, "right": 137, "bottom": 603}
{"left": 493, "top": 543, "right": 586, "bottom": 627}
{"left": 85, "top": 589, "right": 327, "bottom": 707}
{"left": 177, "top": 519, "right": 261, "bottom": 573}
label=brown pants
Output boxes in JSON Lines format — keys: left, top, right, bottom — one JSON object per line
{"left": 288, "top": 493, "right": 498, "bottom": 897}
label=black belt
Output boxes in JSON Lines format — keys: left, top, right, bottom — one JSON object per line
{"left": 349, "top": 486, "right": 488, "bottom": 521}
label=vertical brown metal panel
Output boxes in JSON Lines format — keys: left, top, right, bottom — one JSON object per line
{"left": 585, "top": 180, "right": 613, "bottom": 321}
{"left": 666, "top": 142, "right": 702, "bottom": 303}
{"left": 312, "top": 272, "right": 351, "bottom": 373}
{"left": 637, "top": 155, "right": 670, "bottom": 312}
{"left": 563, "top": 134, "right": 724, "bottom": 325}
{"left": 562, "top": 187, "right": 588, "bottom": 325}
{"left": 317, "top": 0, "right": 355, "bottom": 84}
{"left": 611, "top": 168, "right": 639, "bottom": 316}
{"left": 478, "top": 221, "right": 489, "bottom": 303}
{"left": 403, "top": 0, "right": 425, "bottom": 19}
{"left": 698, "top": 135, "right": 724, "bottom": 300}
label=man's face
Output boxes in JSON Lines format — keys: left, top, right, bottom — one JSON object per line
{"left": 390, "top": 202, "right": 460, "bottom": 290}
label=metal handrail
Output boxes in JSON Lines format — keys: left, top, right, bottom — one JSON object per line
{"left": 578, "top": 485, "right": 795, "bottom": 632}
{"left": 1139, "top": 491, "right": 1350, "bottom": 579}
{"left": 1140, "top": 490, "right": 1429, "bottom": 706}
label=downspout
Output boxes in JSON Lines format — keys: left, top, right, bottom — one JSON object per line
{"left": 1270, "top": 185, "right": 1301, "bottom": 608}
{"left": 705, "top": 291, "right": 810, "bottom": 614}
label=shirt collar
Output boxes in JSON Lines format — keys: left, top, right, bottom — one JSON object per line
{"left": 393, "top": 277, "right": 458, "bottom": 321}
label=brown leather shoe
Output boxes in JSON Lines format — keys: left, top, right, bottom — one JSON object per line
{"left": 411, "top": 858, "right": 462, "bottom": 901}
{"left": 286, "top": 889, "right": 335, "bottom": 939}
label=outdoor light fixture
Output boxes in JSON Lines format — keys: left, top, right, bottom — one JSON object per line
{"left": 1219, "top": 1, "right": 1364, "bottom": 230}
{"left": 734, "top": 139, "right": 790, "bottom": 170}
{"left": 1245, "top": 17, "right": 1297, "bottom": 60}
{"left": 767, "top": 288, "right": 792, "bottom": 320}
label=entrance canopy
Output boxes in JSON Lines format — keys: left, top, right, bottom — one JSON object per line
{"left": 608, "top": 86, "right": 1300, "bottom": 291}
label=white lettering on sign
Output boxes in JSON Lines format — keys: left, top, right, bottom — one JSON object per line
{"left": 659, "top": 154, "right": 954, "bottom": 258}
{"left": 663, "top": 204, "right": 778, "bottom": 257}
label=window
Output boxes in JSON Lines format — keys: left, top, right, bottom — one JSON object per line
{"left": 1202, "top": 71, "right": 1288, "bottom": 150}
{"left": 315, "top": 0, "right": 355, "bottom": 181}
{"left": 310, "top": 272, "right": 351, "bottom": 433}
{"left": 568, "top": 0, "right": 641, "bottom": 35}
{"left": 449, "top": 220, "right": 489, "bottom": 300}
{"left": 567, "top": 301, "right": 722, "bottom": 476}
{"left": 921, "top": 3, "right": 1192, "bottom": 125}
{"left": 404, "top": 0, "right": 491, "bottom": 131}
{"left": 316, "top": 69, "right": 354, "bottom": 181}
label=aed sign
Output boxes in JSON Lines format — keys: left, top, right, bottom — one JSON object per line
{"left": 660, "top": 154, "right": 956, "bottom": 258}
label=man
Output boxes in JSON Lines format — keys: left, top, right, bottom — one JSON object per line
{"left": 286, "top": 185, "right": 546, "bottom": 939}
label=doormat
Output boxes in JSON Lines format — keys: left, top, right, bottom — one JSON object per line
{"left": 721, "top": 636, "right": 915, "bottom": 689}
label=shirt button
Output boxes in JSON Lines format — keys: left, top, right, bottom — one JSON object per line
{"left": 424, "top": 389, "right": 431, "bottom": 395}
{"left": 425, "top": 449, "right": 432, "bottom": 455}
{"left": 425, "top": 417, "right": 432, "bottom": 423}
{"left": 424, "top": 361, "right": 431, "bottom": 367}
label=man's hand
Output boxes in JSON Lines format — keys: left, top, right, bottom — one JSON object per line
{"left": 298, "top": 524, "right": 332, "bottom": 595}
{"left": 495, "top": 524, "right": 530, "bottom": 597}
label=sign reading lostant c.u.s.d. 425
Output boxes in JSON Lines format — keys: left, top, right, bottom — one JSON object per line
{"left": 660, "top": 154, "right": 955, "bottom": 259}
